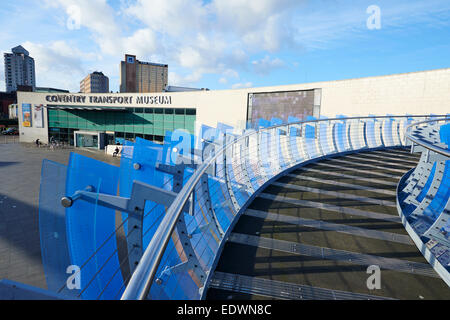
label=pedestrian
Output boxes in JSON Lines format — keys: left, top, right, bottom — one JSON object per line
{"left": 113, "top": 146, "right": 120, "bottom": 157}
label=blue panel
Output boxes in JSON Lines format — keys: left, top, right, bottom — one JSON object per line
{"left": 258, "top": 130, "right": 275, "bottom": 178}
{"left": 198, "top": 124, "right": 215, "bottom": 150}
{"left": 257, "top": 118, "right": 271, "bottom": 129}
{"left": 115, "top": 137, "right": 125, "bottom": 145}
{"left": 304, "top": 125, "right": 315, "bottom": 139}
{"left": 422, "top": 161, "right": 450, "bottom": 220}
{"left": 333, "top": 122, "right": 347, "bottom": 152}
{"left": 318, "top": 121, "right": 334, "bottom": 155}
{"left": 286, "top": 116, "right": 302, "bottom": 162}
{"left": 226, "top": 160, "right": 251, "bottom": 208}
{"left": 382, "top": 118, "right": 395, "bottom": 146}
{"left": 208, "top": 177, "right": 234, "bottom": 230}
{"left": 65, "top": 153, "right": 122, "bottom": 300}
{"left": 304, "top": 117, "right": 316, "bottom": 139}
{"left": 288, "top": 116, "right": 300, "bottom": 124}
{"left": 128, "top": 138, "right": 170, "bottom": 248}
{"left": 216, "top": 122, "right": 234, "bottom": 140}
{"left": 270, "top": 117, "right": 288, "bottom": 168}
{"left": 439, "top": 123, "right": 450, "bottom": 149}
{"left": 245, "top": 159, "right": 262, "bottom": 190}
{"left": 148, "top": 239, "right": 192, "bottom": 300}
{"left": 270, "top": 117, "right": 283, "bottom": 126}
{"left": 39, "top": 160, "right": 76, "bottom": 298}
{"left": 117, "top": 140, "right": 136, "bottom": 236}
{"left": 416, "top": 163, "right": 437, "bottom": 203}
{"left": 365, "top": 120, "right": 377, "bottom": 148}
{"left": 304, "top": 118, "right": 319, "bottom": 158}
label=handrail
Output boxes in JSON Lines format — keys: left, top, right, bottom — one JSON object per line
{"left": 120, "top": 114, "right": 439, "bottom": 300}
{"left": 405, "top": 117, "right": 450, "bottom": 158}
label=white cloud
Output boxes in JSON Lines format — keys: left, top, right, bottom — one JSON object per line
{"left": 125, "top": 0, "right": 209, "bottom": 37}
{"left": 231, "top": 82, "right": 253, "bottom": 89}
{"left": 223, "top": 69, "right": 239, "bottom": 79}
{"left": 29, "top": 0, "right": 324, "bottom": 88}
{"left": 251, "top": 56, "right": 285, "bottom": 75}
{"left": 46, "top": 0, "right": 120, "bottom": 35}
{"left": 169, "top": 71, "right": 204, "bottom": 87}
{"left": 23, "top": 40, "right": 96, "bottom": 91}
{"left": 123, "top": 28, "right": 159, "bottom": 58}
{"left": 45, "top": 0, "right": 160, "bottom": 58}
{"left": 290, "top": 0, "right": 450, "bottom": 50}
{"left": 212, "top": 0, "right": 302, "bottom": 51}
{"left": 122, "top": 0, "right": 303, "bottom": 85}
{"left": 218, "top": 77, "right": 228, "bottom": 85}
{"left": 13, "top": 0, "right": 450, "bottom": 91}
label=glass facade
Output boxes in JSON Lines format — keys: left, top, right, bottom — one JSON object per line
{"left": 76, "top": 133, "right": 98, "bottom": 148}
{"left": 47, "top": 107, "right": 196, "bottom": 145}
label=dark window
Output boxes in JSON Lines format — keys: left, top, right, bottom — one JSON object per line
{"left": 144, "top": 108, "right": 153, "bottom": 113}
{"left": 175, "top": 109, "right": 184, "bottom": 115}
{"left": 154, "top": 135, "right": 164, "bottom": 142}
{"left": 164, "top": 108, "right": 174, "bottom": 114}
{"left": 134, "top": 108, "right": 144, "bottom": 113}
{"left": 154, "top": 108, "right": 163, "bottom": 114}
{"left": 186, "top": 109, "right": 196, "bottom": 115}
{"left": 143, "top": 135, "right": 154, "bottom": 141}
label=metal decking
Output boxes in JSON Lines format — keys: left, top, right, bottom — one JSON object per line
{"left": 206, "top": 148, "right": 450, "bottom": 300}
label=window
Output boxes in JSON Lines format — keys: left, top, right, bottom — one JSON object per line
{"left": 143, "top": 135, "right": 154, "bottom": 141}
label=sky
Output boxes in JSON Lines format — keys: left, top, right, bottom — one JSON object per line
{"left": 1, "top": 0, "right": 449, "bottom": 93}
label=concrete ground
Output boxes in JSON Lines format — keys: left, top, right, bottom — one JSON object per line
{"left": 0, "top": 141, "right": 119, "bottom": 289}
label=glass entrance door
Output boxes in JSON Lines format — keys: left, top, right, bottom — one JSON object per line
{"left": 76, "top": 133, "right": 99, "bottom": 148}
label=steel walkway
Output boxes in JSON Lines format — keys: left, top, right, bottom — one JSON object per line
{"left": 206, "top": 148, "right": 450, "bottom": 300}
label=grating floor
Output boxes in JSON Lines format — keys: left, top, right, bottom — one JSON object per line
{"left": 206, "top": 148, "right": 450, "bottom": 300}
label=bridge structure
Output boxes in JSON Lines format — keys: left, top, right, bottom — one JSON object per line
{"left": 1, "top": 114, "right": 449, "bottom": 300}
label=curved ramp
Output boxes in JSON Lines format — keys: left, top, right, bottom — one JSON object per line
{"left": 206, "top": 148, "right": 450, "bottom": 300}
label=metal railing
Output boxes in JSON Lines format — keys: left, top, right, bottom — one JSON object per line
{"left": 405, "top": 117, "right": 450, "bottom": 157}
{"left": 120, "top": 114, "right": 443, "bottom": 300}
{"left": 0, "top": 135, "right": 19, "bottom": 144}
{"left": 397, "top": 117, "right": 450, "bottom": 287}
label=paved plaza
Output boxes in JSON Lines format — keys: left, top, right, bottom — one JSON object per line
{"left": 0, "top": 141, "right": 119, "bottom": 289}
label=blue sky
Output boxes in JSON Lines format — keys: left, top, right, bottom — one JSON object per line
{"left": 1, "top": 0, "right": 449, "bottom": 92}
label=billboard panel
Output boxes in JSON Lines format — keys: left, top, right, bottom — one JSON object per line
{"left": 247, "top": 90, "right": 318, "bottom": 128}
{"left": 34, "top": 104, "right": 44, "bottom": 128}
{"left": 22, "top": 103, "right": 32, "bottom": 127}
